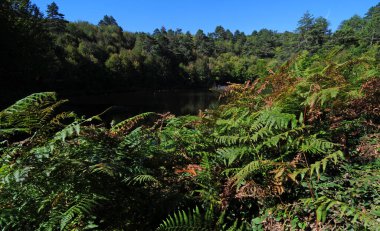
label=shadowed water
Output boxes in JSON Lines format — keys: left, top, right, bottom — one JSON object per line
{"left": 64, "top": 89, "right": 220, "bottom": 123}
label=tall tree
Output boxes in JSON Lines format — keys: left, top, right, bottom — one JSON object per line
{"left": 312, "top": 17, "right": 330, "bottom": 47}
{"left": 211, "top": 25, "right": 227, "bottom": 40}
{"left": 296, "top": 12, "right": 330, "bottom": 52}
{"left": 297, "top": 11, "right": 314, "bottom": 51}
{"left": 46, "top": 2, "right": 64, "bottom": 19}
{"left": 363, "top": 3, "right": 380, "bottom": 45}
{"left": 333, "top": 15, "right": 364, "bottom": 46}
{"left": 98, "top": 15, "right": 119, "bottom": 27}
{"left": 194, "top": 29, "right": 214, "bottom": 56}
{"left": 46, "top": 2, "right": 66, "bottom": 33}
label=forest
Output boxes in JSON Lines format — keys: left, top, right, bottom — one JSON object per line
{"left": 1, "top": 1, "right": 378, "bottom": 103}
{"left": 0, "top": 0, "right": 380, "bottom": 230}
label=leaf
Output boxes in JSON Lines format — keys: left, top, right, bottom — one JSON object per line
{"left": 252, "top": 217, "right": 263, "bottom": 225}
{"left": 316, "top": 204, "right": 324, "bottom": 222}
{"left": 274, "top": 168, "right": 285, "bottom": 179}
{"left": 287, "top": 172, "right": 298, "bottom": 183}
{"left": 299, "top": 112, "right": 304, "bottom": 124}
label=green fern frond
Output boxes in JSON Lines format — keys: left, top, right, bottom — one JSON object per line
{"left": 216, "top": 146, "right": 252, "bottom": 166}
{"left": 89, "top": 163, "right": 115, "bottom": 176}
{"left": 53, "top": 122, "right": 81, "bottom": 142}
{"left": 262, "top": 126, "right": 305, "bottom": 149}
{"left": 125, "top": 174, "right": 159, "bottom": 185}
{"left": 156, "top": 206, "right": 209, "bottom": 231}
{"left": 233, "top": 160, "right": 277, "bottom": 186}
{"left": 214, "top": 135, "right": 246, "bottom": 146}
{"left": 304, "top": 87, "right": 341, "bottom": 108}
{"left": 0, "top": 92, "right": 67, "bottom": 139}
{"left": 300, "top": 136, "right": 337, "bottom": 154}
{"left": 0, "top": 92, "right": 57, "bottom": 117}
{"left": 261, "top": 110, "right": 298, "bottom": 130}
{"left": 293, "top": 151, "right": 345, "bottom": 179}
{"left": 60, "top": 195, "right": 105, "bottom": 231}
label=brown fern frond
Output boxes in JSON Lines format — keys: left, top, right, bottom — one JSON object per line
{"left": 235, "top": 181, "right": 271, "bottom": 200}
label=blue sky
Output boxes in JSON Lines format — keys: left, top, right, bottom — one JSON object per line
{"left": 33, "top": 0, "right": 379, "bottom": 34}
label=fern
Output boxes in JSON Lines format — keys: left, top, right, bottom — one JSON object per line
{"left": 124, "top": 174, "right": 159, "bottom": 185}
{"left": 60, "top": 195, "right": 104, "bottom": 231}
{"left": 301, "top": 195, "right": 380, "bottom": 228}
{"left": 157, "top": 206, "right": 209, "bottom": 231}
{"left": 215, "top": 135, "right": 249, "bottom": 146}
{"left": 0, "top": 92, "right": 57, "bottom": 118}
{"left": 53, "top": 121, "right": 81, "bottom": 142}
{"left": 157, "top": 206, "right": 248, "bottom": 231}
{"left": 89, "top": 163, "right": 115, "bottom": 176}
{"left": 304, "top": 86, "right": 341, "bottom": 108}
{"left": 216, "top": 146, "right": 252, "bottom": 166}
{"left": 0, "top": 92, "right": 68, "bottom": 139}
{"left": 292, "top": 150, "right": 345, "bottom": 180}
{"left": 111, "top": 112, "right": 156, "bottom": 133}
{"left": 299, "top": 136, "right": 337, "bottom": 154}
{"left": 233, "top": 160, "right": 277, "bottom": 187}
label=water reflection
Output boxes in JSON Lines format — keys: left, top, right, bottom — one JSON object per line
{"left": 65, "top": 89, "right": 220, "bottom": 123}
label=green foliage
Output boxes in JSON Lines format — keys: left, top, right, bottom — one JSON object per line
{"left": 111, "top": 111, "right": 156, "bottom": 133}
{"left": 0, "top": 0, "right": 56, "bottom": 89}
{"left": 157, "top": 207, "right": 207, "bottom": 231}
{"left": 0, "top": 92, "right": 74, "bottom": 140}
{"left": 59, "top": 195, "right": 104, "bottom": 231}
{"left": 0, "top": 96, "right": 198, "bottom": 230}
{"left": 1, "top": 2, "right": 380, "bottom": 231}
{"left": 1, "top": 42, "right": 380, "bottom": 231}
{"left": 2, "top": 1, "right": 379, "bottom": 98}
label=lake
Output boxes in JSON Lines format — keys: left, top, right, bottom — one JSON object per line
{"left": 64, "top": 89, "right": 220, "bottom": 123}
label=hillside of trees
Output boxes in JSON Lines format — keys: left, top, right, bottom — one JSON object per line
{"left": 0, "top": 0, "right": 379, "bottom": 230}
{"left": 1, "top": 1, "right": 379, "bottom": 102}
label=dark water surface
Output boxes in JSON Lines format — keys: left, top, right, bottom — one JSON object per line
{"left": 64, "top": 89, "right": 220, "bottom": 123}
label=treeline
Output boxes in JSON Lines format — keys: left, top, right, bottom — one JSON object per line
{"left": 1, "top": 0, "right": 379, "bottom": 96}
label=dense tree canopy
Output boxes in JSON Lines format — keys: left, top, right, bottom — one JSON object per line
{"left": 1, "top": 0, "right": 379, "bottom": 103}
{"left": 0, "top": 0, "right": 55, "bottom": 89}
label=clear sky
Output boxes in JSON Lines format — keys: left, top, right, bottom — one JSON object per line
{"left": 32, "top": 0, "right": 379, "bottom": 34}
